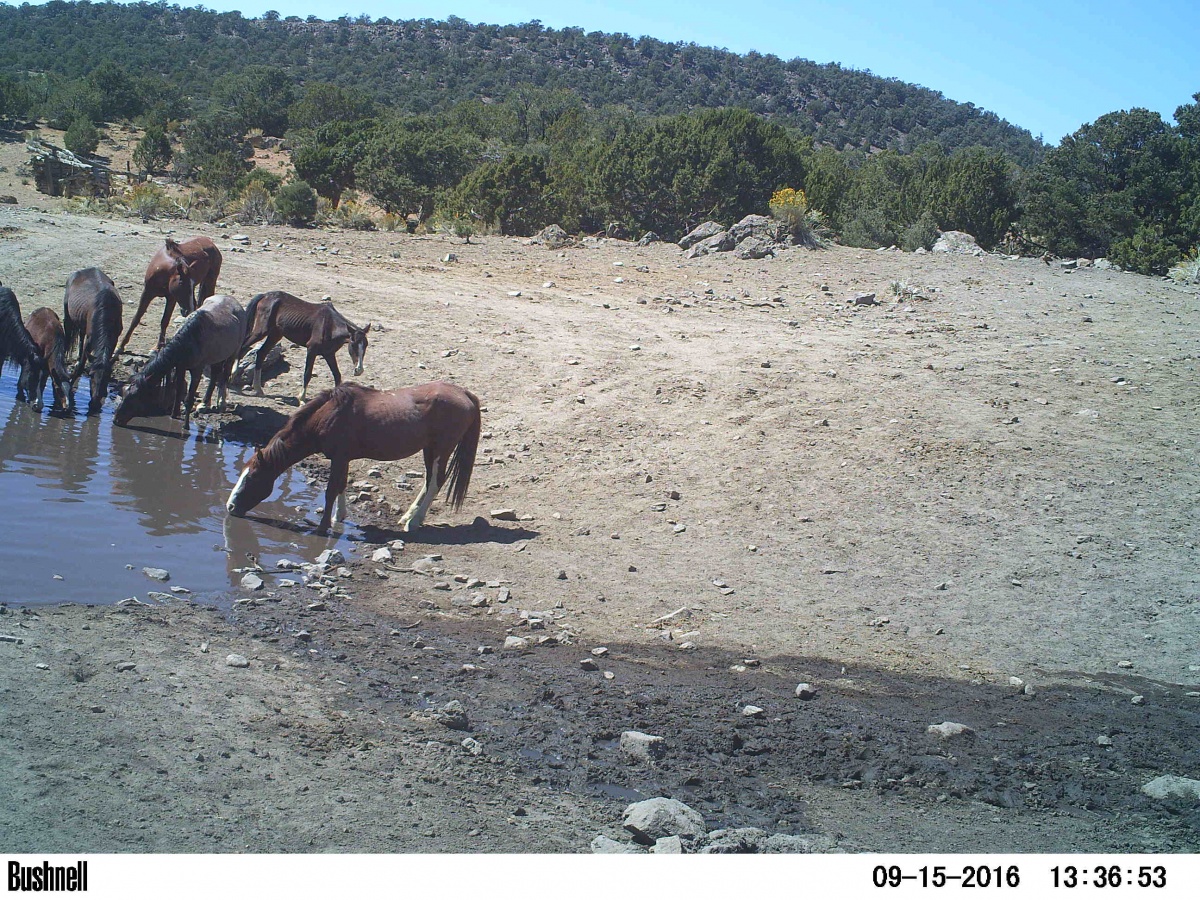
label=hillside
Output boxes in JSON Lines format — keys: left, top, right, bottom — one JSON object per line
{"left": 0, "top": 1, "right": 1043, "bottom": 164}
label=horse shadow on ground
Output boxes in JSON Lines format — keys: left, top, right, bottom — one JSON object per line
{"left": 360, "top": 516, "right": 539, "bottom": 547}
{"left": 221, "top": 403, "right": 293, "bottom": 445}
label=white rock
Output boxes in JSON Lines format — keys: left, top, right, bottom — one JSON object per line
{"left": 927, "top": 721, "right": 974, "bottom": 739}
{"left": 503, "top": 635, "right": 529, "bottom": 651}
{"left": 225, "top": 654, "right": 249, "bottom": 668}
{"left": 794, "top": 683, "right": 817, "bottom": 701}
{"left": 371, "top": 547, "right": 393, "bottom": 563}
{"left": 1142, "top": 775, "right": 1200, "bottom": 801}
{"left": 620, "top": 730, "right": 666, "bottom": 761}
{"left": 591, "top": 835, "right": 639, "bottom": 854}
{"left": 652, "top": 836, "right": 684, "bottom": 853}
{"left": 240, "top": 573, "right": 264, "bottom": 591}
{"left": 142, "top": 567, "right": 170, "bottom": 582}
{"left": 623, "top": 797, "right": 706, "bottom": 844}
{"left": 315, "top": 548, "right": 345, "bottom": 566}
{"left": 742, "top": 705, "right": 765, "bottom": 718}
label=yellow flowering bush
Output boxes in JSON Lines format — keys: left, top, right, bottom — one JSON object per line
{"left": 768, "top": 187, "right": 827, "bottom": 247}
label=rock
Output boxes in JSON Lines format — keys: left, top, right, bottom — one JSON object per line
{"left": 1142, "top": 775, "right": 1200, "bottom": 801}
{"left": 678, "top": 220, "right": 725, "bottom": 250}
{"left": 761, "top": 833, "right": 835, "bottom": 853}
{"left": 147, "top": 591, "right": 172, "bottom": 602}
{"left": 434, "top": 700, "right": 470, "bottom": 731}
{"left": 927, "top": 721, "right": 974, "bottom": 739}
{"left": 142, "top": 567, "right": 170, "bottom": 582}
{"left": 735, "top": 236, "right": 776, "bottom": 260}
{"left": 742, "top": 705, "right": 765, "bottom": 718}
{"left": 1094, "top": 258, "right": 1116, "bottom": 270}
{"left": 225, "top": 653, "right": 249, "bottom": 668}
{"left": 503, "top": 635, "right": 529, "bottom": 651}
{"left": 729, "top": 214, "right": 780, "bottom": 244}
{"left": 240, "top": 573, "right": 264, "bottom": 591}
{"left": 591, "top": 835, "right": 640, "bottom": 854}
{"left": 275, "top": 558, "right": 301, "bottom": 571}
{"left": 1059, "top": 259, "right": 1077, "bottom": 269}
{"left": 0, "top": 195, "right": 17, "bottom": 204}
{"left": 442, "top": 253, "right": 457, "bottom": 263}
{"left": 489, "top": 507, "right": 519, "bottom": 521}
{"left": 637, "top": 231, "right": 662, "bottom": 246}
{"left": 699, "top": 827, "right": 768, "bottom": 853}
{"left": 685, "top": 231, "right": 734, "bottom": 258}
{"left": 622, "top": 797, "right": 706, "bottom": 845}
{"left": 315, "top": 548, "right": 344, "bottom": 567}
{"left": 851, "top": 292, "right": 878, "bottom": 305}
{"left": 1097, "top": 735, "right": 1113, "bottom": 747}
{"left": 580, "top": 658, "right": 599, "bottom": 671}
{"left": 461, "top": 737, "right": 482, "bottom": 755}
{"left": 115, "top": 662, "right": 137, "bottom": 672}
{"left": 620, "top": 730, "right": 666, "bottom": 761}
{"left": 794, "top": 683, "right": 817, "bottom": 700}
{"left": 653, "top": 836, "right": 684, "bottom": 854}
{"left": 932, "top": 231, "right": 983, "bottom": 256}
{"left": 370, "top": 547, "right": 393, "bottom": 563}
{"left": 532, "top": 224, "right": 571, "bottom": 250}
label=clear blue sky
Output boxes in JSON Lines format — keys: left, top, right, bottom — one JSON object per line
{"left": 131, "top": 1, "right": 1200, "bottom": 142}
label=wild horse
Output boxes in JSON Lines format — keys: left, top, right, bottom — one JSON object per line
{"left": 227, "top": 381, "right": 480, "bottom": 535}
{"left": 0, "top": 285, "right": 45, "bottom": 407}
{"left": 117, "top": 236, "right": 223, "bottom": 354}
{"left": 237, "top": 291, "right": 369, "bottom": 402}
{"left": 114, "top": 294, "right": 247, "bottom": 427}
{"left": 23, "top": 307, "right": 71, "bottom": 411}
{"left": 63, "top": 268, "right": 123, "bottom": 415}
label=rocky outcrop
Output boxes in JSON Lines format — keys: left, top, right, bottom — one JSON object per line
{"left": 685, "top": 231, "right": 735, "bottom": 258}
{"left": 932, "top": 230, "right": 984, "bottom": 256}
{"left": 678, "top": 221, "right": 725, "bottom": 250}
{"left": 532, "top": 224, "right": 572, "bottom": 249}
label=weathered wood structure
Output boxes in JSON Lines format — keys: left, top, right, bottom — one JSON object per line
{"left": 26, "top": 138, "right": 111, "bottom": 198}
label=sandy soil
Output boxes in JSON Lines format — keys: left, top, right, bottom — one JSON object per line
{"left": 2, "top": 133, "right": 1199, "bottom": 853}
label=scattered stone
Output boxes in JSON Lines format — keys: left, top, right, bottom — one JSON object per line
{"left": 620, "top": 730, "right": 666, "bottom": 761}
{"left": 851, "top": 292, "right": 878, "bottom": 305}
{"left": 794, "top": 683, "right": 817, "bottom": 701}
{"left": 1131, "top": 694, "right": 1145, "bottom": 705}
{"left": 592, "top": 647, "right": 609, "bottom": 657}
{"left": 742, "top": 705, "right": 765, "bottom": 718}
{"left": 0, "top": 635, "right": 23, "bottom": 644}
{"left": 169, "top": 586, "right": 190, "bottom": 594}
{"left": 370, "top": 547, "right": 393, "bottom": 564}
{"left": 637, "top": 231, "right": 661, "bottom": 246}
{"left": 591, "top": 835, "right": 640, "bottom": 854}
{"left": 1141, "top": 775, "right": 1200, "bottom": 802}
{"left": 672, "top": 523, "right": 687, "bottom": 534}
{"left": 623, "top": 797, "right": 706, "bottom": 844}
{"left": 461, "top": 737, "right": 483, "bottom": 756}
{"left": 580, "top": 658, "right": 599, "bottom": 671}
{"left": 503, "top": 636, "right": 530, "bottom": 651}
{"left": 532, "top": 224, "right": 572, "bottom": 249}
{"left": 932, "top": 231, "right": 983, "bottom": 256}
{"left": 490, "top": 508, "right": 518, "bottom": 521}
{"left": 735, "top": 236, "right": 775, "bottom": 260}
{"left": 761, "top": 833, "right": 836, "bottom": 854}
{"left": 315, "top": 549, "right": 345, "bottom": 567}
{"left": 225, "top": 654, "right": 249, "bottom": 668}
{"left": 240, "top": 573, "right": 264, "bottom": 591}
{"left": 142, "top": 567, "right": 170, "bottom": 582}
{"left": 652, "top": 836, "right": 684, "bottom": 854}
{"left": 699, "top": 828, "right": 769, "bottom": 854}
{"left": 927, "top": 721, "right": 974, "bottom": 740}
{"left": 115, "top": 662, "right": 137, "bottom": 672}
{"left": 275, "top": 558, "right": 301, "bottom": 571}
{"left": 1097, "top": 735, "right": 1113, "bottom": 747}
{"left": 685, "top": 231, "right": 734, "bottom": 258}
{"left": 678, "top": 221, "right": 725, "bottom": 250}
{"left": 1117, "top": 660, "right": 1134, "bottom": 669}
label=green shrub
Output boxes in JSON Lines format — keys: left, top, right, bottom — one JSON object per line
{"left": 1168, "top": 246, "right": 1200, "bottom": 284}
{"left": 132, "top": 126, "right": 172, "bottom": 176}
{"left": 64, "top": 117, "right": 100, "bottom": 156}
{"left": 124, "top": 182, "right": 167, "bottom": 219}
{"left": 840, "top": 209, "right": 895, "bottom": 249}
{"left": 901, "top": 211, "right": 940, "bottom": 252}
{"left": 274, "top": 180, "right": 318, "bottom": 226}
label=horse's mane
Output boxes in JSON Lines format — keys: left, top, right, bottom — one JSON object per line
{"left": 258, "top": 384, "right": 355, "bottom": 471}
{"left": 0, "top": 287, "right": 40, "bottom": 370}
{"left": 87, "top": 287, "right": 121, "bottom": 372}
{"left": 132, "top": 303, "right": 200, "bottom": 385}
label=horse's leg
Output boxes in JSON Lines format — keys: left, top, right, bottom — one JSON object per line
{"left": 68, "top": 335, "right": 89, "bottom": 389}
{"left": 201, "top": 371, "right": 217, "bottom": 411}
{"left": 116, "top": 288, "right": 155, "bottom": 354}
{"left": 215, "top": 359, "right": 234, "bottom": 412}
{"left": 325, "top": 352, "right": 342, "bottom": 387}
{"left": 183, "top": 368, "right": 202, "bottom": 426}
{"left": 156, "top": 296, "right": 177, "bottom": 350}
{"left": 299, "top": 350, "right": 317, "bottom": 403}
{"left": 399, "top": 449, "right": 441, "bottom": 532}
{"left": 319, "top": 457, "right": 350, "bottom": 534}
{"left": 252, "top": 332, "right": 282, "bottom": 397}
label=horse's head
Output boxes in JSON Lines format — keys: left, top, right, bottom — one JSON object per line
{"left": 348, "top": 323, "right": 370, "bottom": 376}
{"left": 226, "top": 449, "right": 277, "bottom": 517}
{"left": 168, "top": 258, "right": 198, "bottom": 315}
{"left": 113, "top": 368, "right": 173, "bottom": 425}
{"left": 19, "top": 346, "right": 46, "bottom": 411}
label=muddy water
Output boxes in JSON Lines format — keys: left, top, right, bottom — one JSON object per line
{"left": 0, "top": 369, "right": 359, "bottom": 605}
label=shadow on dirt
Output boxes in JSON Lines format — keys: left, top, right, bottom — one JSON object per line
{"left": 363, "top": 516, "right": 539, "bottom": 547}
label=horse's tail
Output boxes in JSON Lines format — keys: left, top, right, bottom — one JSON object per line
{"left": 49, "top": 325, "right": 69, "bottom": 381}
{"left": 239, "top": 292, "right": 281, "bottom": 357}
{"left": 444, "top": 389, "right": 481, "bottom": 511}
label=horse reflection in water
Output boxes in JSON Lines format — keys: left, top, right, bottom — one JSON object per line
{"left": 0, "top": 386, "right": 100, "bottom": 496}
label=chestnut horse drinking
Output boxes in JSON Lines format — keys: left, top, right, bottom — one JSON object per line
{"left": 117, "top": 236, "right": 223, "bottom": 354}
{"left": 22, "top": 307, "right": 71, "bottom": 411}
{"left": 0, "top": 285, "right": 45, "bottom": 406}
{"left": 114, "top": 294, "right": 248, "bottom": 427}
{"left": 237, "top": 291, "right": 369, "bottom": 401}
{"left": 63, "top": 268, "right": 123, "bottom": 415}
{"left": 227, "top": 381, "right": 480, "bottom": 535}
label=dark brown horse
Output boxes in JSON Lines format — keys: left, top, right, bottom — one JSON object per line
{"left": 237, "top": 291, "right": 369, "bottom": 402}
{"left": 22, "top": 307, "right": 71, "bottom": 411}
{"left": 1, "top": 285, "right": 45, "bottom": 406}
{"left": 117, "top": 236, "right": 223, "bottom": 354}
{"left": 115, "top": 294, "right": 248, "bottom": 427}
{"left": 227, "top": 381, "right": 480, "bottom": 535}
{"left": 63, "top": 268, "right": 123, "bottom": 415}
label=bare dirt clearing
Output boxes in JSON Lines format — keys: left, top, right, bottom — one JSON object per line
{"left": 2, "top": 156, "right": 1199, "bottom": 852}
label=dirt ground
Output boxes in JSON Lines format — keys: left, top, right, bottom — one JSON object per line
{"left": 2, "top": 134, "right": 1199, "bottom": 853}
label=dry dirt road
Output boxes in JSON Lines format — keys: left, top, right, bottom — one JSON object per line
{"left": 2, "top": 146, "right": 1199, "bottom": 853}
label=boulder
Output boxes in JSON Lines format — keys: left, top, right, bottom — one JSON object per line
{"left": 729, "top": 214, "right": 782, "bottom": 244}
{"left": 685, "top": 231, "right": 734, "bottom": 259}
{"left": 735, "top": 236, "right": 776, "bottom": 260}
{"left": 637, "top": 231, "right": 662, "bottom": 246}
{"left": 678, "top": 220, "right": 725, "bottom": 250}
{"left": 1142, "top": 775, "right": 1200, "bottom": 801}
{"left": 622, "top": 797, "right": 706, "bottom": 845}
{"left": 761, "top": 833, "right": 837, "bottom": 853}
{"left": 927, "top": 721, "right": 974, "bottom": 740}
{"left": 591, "top": 835, "right": 641, "bottom": 853}
{"left": 619, "top": 730, "right": 666, "bottom": 761}
{"left": 932, "top": 231, "right": 983, "bottom": 256}
{"left": 532, "top": 224, "right": 572, "bottom": 250}
{"left": 698, "top": 827, "right": 768, "bottom": 853}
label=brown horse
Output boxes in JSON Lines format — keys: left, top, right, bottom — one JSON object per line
{"left": 114, "top": 294, "right": 248, "bottom": 427}
{"left": 227, "top": 381, "right": 480, "bottom": 535}
{"left": 63, "top": 268, "right": 123, "bottom": 415}
{"left": 237, "top": 291, "right": 370, "bottom": 401}
{"left": 117, "top": 236, "right": 223, "bottom": 354}
{"left": 1, "top": 285, "right": 45, "bottom": 406}
{"left": 22, "top": 307, "right": 71, "bottom": 411}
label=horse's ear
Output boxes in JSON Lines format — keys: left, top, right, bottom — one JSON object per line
{"left": 362, "top": 323, "right": 371, "bottom": 333}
